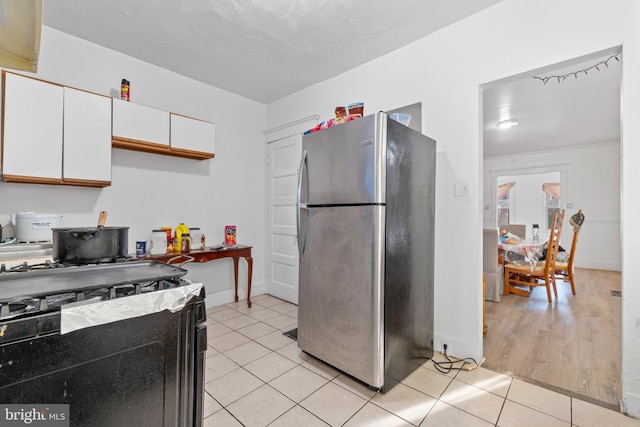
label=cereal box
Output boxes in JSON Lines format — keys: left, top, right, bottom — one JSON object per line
{"left": 225, "top": 225, "right": 236, "bottom": 246}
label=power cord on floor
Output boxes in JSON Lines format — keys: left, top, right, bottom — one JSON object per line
{"left": 432, "top": 344, "right": 484, "bottom": 374}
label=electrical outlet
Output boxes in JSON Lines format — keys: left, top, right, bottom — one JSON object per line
{"left": 441, "top": 340, "right": 449, "bottom": 354}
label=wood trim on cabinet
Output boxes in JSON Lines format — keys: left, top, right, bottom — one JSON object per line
{"left": 112, "top": 136, "right": 172, "bottom": 154}
{"left": 112, "top": 136, "right": 215, "bottom": 160}
{"left": 168, "top": 147, "right": 215, "bottom": 160}
{"left": 2, "top": 174, "right": 63, "bottom": 185}
{"left": 1, "top": 174, "right": 111, "bottom": 188}
{"left": 61, "top": 178, "right": 111, "bottom": 188}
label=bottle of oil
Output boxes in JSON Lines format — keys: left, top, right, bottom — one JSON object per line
{"left": 174, "top": 223, "right": 189, "bottom": 253}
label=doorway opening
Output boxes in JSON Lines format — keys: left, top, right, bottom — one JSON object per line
{"left": 480, "top": 47, "right": 622, "bottom": 407}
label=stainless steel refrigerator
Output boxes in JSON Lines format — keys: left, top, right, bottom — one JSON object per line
{"left": 296, "top": 112, "right": 436, "bottom": 392}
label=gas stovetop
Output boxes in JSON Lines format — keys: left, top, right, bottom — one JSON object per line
{"left": 0, "top": 260, "right": 189, "bottom": 320}
{"left": 0, "top": 256, "right": 138, "bottom": 273}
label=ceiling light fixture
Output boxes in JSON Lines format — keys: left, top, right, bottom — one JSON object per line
{"left": 497, "top": 119, "right": 519, "bottom": 129}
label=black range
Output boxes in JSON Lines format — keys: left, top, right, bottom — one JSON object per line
{"left": 0, "top": 259, "right": 207, "bottom": 427}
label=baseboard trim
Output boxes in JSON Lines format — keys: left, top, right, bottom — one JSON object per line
{"left": 576, "top": 260, "right": 621, "bottom": 271}
{"left": 435, "top": 334, "right": 482, "bottom": 362}
{"left": 204, "top": 284, "right": 266, "bottom": 309}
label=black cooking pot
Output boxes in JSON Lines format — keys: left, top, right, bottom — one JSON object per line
{"left": 52, "top": 226, "right": 129, "bottom": 264}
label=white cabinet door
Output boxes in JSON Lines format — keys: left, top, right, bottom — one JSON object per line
{"left": 170, "top": 114, "right": 215, "bottom": 155}
{"left": 112, "top": 98, "right": 170, "bottom": 147}
{"left": 2, "top": 73, "right": 63, "bottom": 181}
{"left": 63, "top": 87, "right": 112, "bottom": 183}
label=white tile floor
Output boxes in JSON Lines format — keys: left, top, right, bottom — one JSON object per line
{"left": 204, "top": 294, "right": 640, "bottom": 427}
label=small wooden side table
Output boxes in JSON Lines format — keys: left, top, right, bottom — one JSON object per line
{"left": 143, "top": 245, "right": 254, "bottom": 307}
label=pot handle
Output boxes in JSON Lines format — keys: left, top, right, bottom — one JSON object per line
{"left": 70, "top": 229, "right": 99, "bottom": 240}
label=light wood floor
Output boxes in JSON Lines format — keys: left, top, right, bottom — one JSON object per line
{"left": 483, "top": 267, "right": 622, "bottom": 409}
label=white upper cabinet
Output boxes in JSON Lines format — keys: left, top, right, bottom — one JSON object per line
{"left": 1, "top": 72, "right": 111, "bottom": 187}
{"left": 112, "top": 101, "right": 214, "bottom": 160}
{"left": 170, "top": 114, "right": 215, "bottom": 158}
{"left": 2, "top": 72, "right": 64, "bottom": 182}
{"left": 2, "top": 72, "right": 215, "bottom": 189}
{"left": 112, "top": 98, "right": 170, "bottom": 149}
{"left": 63, "top": 87, "right": 112, "bottom": 184}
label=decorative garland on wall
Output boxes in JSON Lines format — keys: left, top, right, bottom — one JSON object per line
{"left": 532, "top": 51, "right": 621, "bottom": 85}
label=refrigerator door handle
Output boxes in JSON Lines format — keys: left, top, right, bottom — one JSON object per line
{"left": 296, "top": 149, "right": 308, "bottom": 257}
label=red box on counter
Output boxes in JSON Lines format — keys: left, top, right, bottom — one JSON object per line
{"left": 225, "top": 225, "right": 236, "bottom": 246}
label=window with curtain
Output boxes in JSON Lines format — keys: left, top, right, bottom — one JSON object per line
{"left": 542, "top": 183, "right": 560, "bottom": 229}
{"left": 497, "top": 182, "right": 516, "bottom": 227}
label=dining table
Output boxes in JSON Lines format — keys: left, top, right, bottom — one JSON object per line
{"left": 498, "top": 238, "right": 547, "bottom": 269}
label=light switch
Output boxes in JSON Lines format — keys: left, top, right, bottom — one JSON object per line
{"left": 455, "top": 182, "right": 471, "bottom": 197}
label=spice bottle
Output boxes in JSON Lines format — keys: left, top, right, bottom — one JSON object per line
{"left": 161, "top": 226, "right": 172, "bottom": 248}
{"left": 200, "top": 234, "right": 206, "bottom": 250}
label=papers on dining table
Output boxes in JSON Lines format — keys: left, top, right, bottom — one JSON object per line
{"left": 499, "top": 239, "right": 547, "bottom": 269}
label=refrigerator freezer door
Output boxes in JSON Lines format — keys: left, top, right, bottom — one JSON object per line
{"left": 298, "top": 204, "right": 385, "bottom": 388}
{"left": 301, "top": 113, "right": 385, "bottom": 206}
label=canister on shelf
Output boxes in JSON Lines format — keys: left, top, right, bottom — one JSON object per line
{"left": 150, "top": 229, "right": 167, "bottom": 255}
{"left": 189, "top": 228, "right": 202, "bottom": 248}
{"left": 161, "top": 226, "right": 172, "bottom": 243}
{"left": 120, "top": 79, "right": 130, "bottom": 101}
{"left": 181, "top": 233, "right": 191, "bottom": 253}
{"left": 175, "top": 223, "right": 189, "bottom": 253}
{"left": 135, "top": 241, "right": 146, "bottom": 256}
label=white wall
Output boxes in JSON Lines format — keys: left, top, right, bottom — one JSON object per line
{"left": 485, "top": 143, "right": 621, "bottom": 271}
{"left": 266, "top": 0, "right": 640, "bottom": 417}
{"left": 0, "top": 27, "right": 268, "bottom": 305}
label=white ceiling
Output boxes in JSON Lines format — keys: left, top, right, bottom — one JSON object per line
{"left": 42, "top": 0, "right": 502, "bottom": 104}
{"left": 40, "top": 1, "right": 621, "bottom": 157}
{"left": 483, "top": 49, "right": 622, "bottom": 158}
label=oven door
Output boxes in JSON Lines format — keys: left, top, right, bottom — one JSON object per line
{"left": 0, "top": 298, "right": 207, "bottom": 427}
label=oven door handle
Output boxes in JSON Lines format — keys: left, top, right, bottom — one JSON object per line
{"left": 194, "top": 323, "right": 207, "bottom": 427}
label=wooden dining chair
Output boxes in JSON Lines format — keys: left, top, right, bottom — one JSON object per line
{"left": 504, "top": 210, "right": 565, "bottom": 303}
{"left": 555, "top": 209, "right": 585, "bottom": 295}
{"left": 483, "top": 228, "right": 503, "bottom": 302}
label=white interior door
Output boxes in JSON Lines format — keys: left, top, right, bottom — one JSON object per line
{"left": 266, "top": 134, "right": 302, "bottom": 303}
